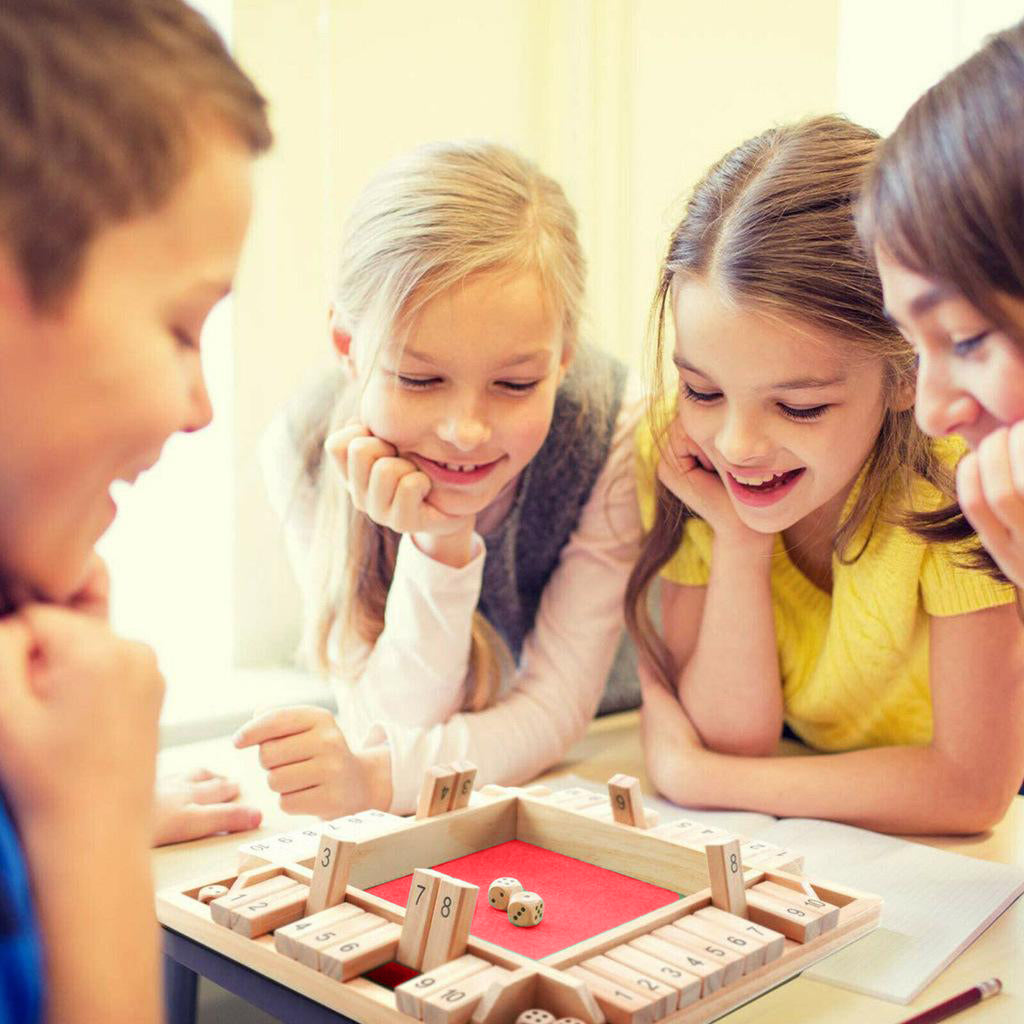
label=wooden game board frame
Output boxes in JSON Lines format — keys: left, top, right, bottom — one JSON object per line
{"left": 157, "top": 784, "right": 882, "bottom": 1024}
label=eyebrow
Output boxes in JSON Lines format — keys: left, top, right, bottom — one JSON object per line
{"left": 672, "top": 355, "right": 846, "bottom": 390}
{"left": 403, "top": 348, "right": 553, "bottom": 369}
{"left": 883, "top": 283, "right": 957, "bottom": 325}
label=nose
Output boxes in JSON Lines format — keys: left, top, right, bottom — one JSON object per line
{"left": 183, "top": 361, "right": 214, "bottom": 434}
{"left": 715, "top": 408, "right": 772, "bottom": 466}
{"left": 914, "top": 353, "right": 979, "bottom": 439}
{"left": 437, "top": 395, "right": 491, "bottom": 451}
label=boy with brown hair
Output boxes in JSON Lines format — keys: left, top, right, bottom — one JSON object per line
{"left": 0, "top": 2, "right": 271, "bottom": 1021}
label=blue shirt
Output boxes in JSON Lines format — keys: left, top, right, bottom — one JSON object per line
{"left": 0, "top": 792, "right": 43, "bottom": 1024}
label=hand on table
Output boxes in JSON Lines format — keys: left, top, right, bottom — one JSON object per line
{"left": 152, "top": 768, "right": 262, "bottom": 846}
{"left": 957, "top": 422, "right": 1024, "bottom": 587}
{"left": 326, "top": 422, "right": 477, "bottom": 566}
{"left": 233, "top": 705, "right": 390, "bottom": 818}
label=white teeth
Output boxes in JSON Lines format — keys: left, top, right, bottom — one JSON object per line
{"left": 733, "top": 471, "right": 785, "bottom": 486}
{"left": 443, "top": 462, "right": 478, "bottom": 472}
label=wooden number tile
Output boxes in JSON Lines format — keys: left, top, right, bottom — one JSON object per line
{"left": 738, "top": 840, "right": 781, "bottom": 866}
{"left": 417, "top": 765, "right": 460, "bottom": 820}
{"left": 567, "top": 965, "right": 661, "bottom": 1024}
{"left": 680, "top": 825, "right": 730, "bottom": 849}
{"left": 580, "top": 955, "right": 677, "bottom": 1017}
{"left": 274, "top": 902, "right": 366, "bottom": 963}
{"left": 399, "top": 868, "right": 444, "bottom": 969}
{"left": 547, "top": 787, "right": 600, "bottom": 805}
{"left": 753, "top": 882, "right": 839, "bottom": 932}
{"left": 422, "top": 964, "right": 511, "bottom": 1024}
{"left": 604, "top": 946, "right": 701, "bottom": 1010}
{"left": 306, "top": 836, "right": 357, "bottom": 915}
{"left": 672, "top": 914, "right": 762, "bottom": 974}
{"left": 320, "top": 920, "right": 402, "bottom": 981}
{"left": 211, "top": 874, "right": 299, "bottom": 925}
{"left": 421, "top": 876, "right": 479, "bottom": 972}
{"left": 649, "top": 820, "right": 705, "bottom": 845}
{"left": 655, "top": 924, "right": 745, "bottom": 986}
{"left": 758, "top": 848, "right": 804, "bottom": 873}
{"left": 325, "top": 809, "right": 406, "bottom": 840}
{"left": 567, "top": 793, "right": 613, "bottom": 813}
{"left": 237, "top": 829, "right": 319, "bottom": 870}
{"left": 229, "top": 864, "right": 293, "bottom": 895}
{"left": 607, "top": 775, "right": 645, "bottom": 827}
{"left": 288, "top": 907, "right": 385, "bottom": 970}
{"left": 395, "top": 953, "right": 491, "bottom": 1019}
{"left": 222, "top": 882, "right": 309, "bottom": 939}
{"left": 449, "top": 761, "right": 479, "bottom": 810}
{"left": 691, "top": 907, "right": 785, "bottom": 966}
{"left": 704, "top": 838, "right": 747, "bottom": 917}
{"left": 629, "top": 934, "right": 725, "bottom": 997}
{"left": 745, "top": 888, "right": 825, "bottom": 943}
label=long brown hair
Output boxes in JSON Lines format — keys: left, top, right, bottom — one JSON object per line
{"left": 858, "top": 18, "right": 1024, "bottom": 346}
{"left": 857, "top": 20, "right": 1024, "bottom": 578}
{"left": 626, "top": 116, "right": 966, "bottom": 690}
{"left": 298, "top": 141, "right": 600, "bottom": 710}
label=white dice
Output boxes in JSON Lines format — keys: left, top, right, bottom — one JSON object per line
{"left": 515, "top": 1012, "right": 555, "bottom": 1024}
{"left": 488, "top": 876, "right": 524, "bottom": 910}
{"left": 508, "top": 890, "right": 544, "bottom": 927}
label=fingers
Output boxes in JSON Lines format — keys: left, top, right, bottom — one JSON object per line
{"left": 158, "top": 802, "right": 263, "bottom": 845}
{"left": 324, "top": 422, "right": 373, "bottom": 483}
{"left": 189, "top": 775, "right": 241, "bottom": 805}
{"left": 364, "top": 457, "right": 428, "bottom": 525}
{"left": 0, "top": 615, "right": 35, "bottom": 715}
{"left": 65, "top": 553, "right": 111, "bottom": 619}
{"left": 253, "top": 729, "right": 319, "bottom": 771}
{"left": 279, "top": 786, "right": 330, "bottom": 817}
{"left": 266, "top": 759, "right": 322, "bottom": 796}
{"left": 233, "top": 705, "right": 327, "bottom": 748}
{"left": 346, "top": 435, "right": 399, "bottom": 505}
{"left": 958, "top": 436, "right": 1023, "bottom": 585}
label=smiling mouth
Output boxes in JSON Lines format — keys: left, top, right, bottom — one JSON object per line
{"left": 729, "top": 469, "right": 802, "bottom": 491}
{"left": 413, "top": 454, "right": 504, "bottom": 485}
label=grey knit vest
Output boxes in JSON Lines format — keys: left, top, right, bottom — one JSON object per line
{"left": 476, "top": 350, "right": 638, "bottom": 715}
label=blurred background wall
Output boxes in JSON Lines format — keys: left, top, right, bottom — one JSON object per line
{"left": 95, "top": 0, "right": 1023, "bottom": 732}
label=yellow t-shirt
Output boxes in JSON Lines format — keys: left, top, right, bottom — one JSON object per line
{"left": 636, "top": 425, "right": 1016, "bottom": 751}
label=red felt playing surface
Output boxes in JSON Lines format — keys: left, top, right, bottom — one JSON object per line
{"left": 366, "top": 839, "right": 680, "bottom": 958}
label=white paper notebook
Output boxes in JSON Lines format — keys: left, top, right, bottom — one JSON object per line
{"left": 557, "top": 776, "right": 1024, "bottom": 1003}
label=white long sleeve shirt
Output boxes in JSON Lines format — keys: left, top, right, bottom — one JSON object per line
{"left": 263, "top": 396, "right": 643, "bottom": 814}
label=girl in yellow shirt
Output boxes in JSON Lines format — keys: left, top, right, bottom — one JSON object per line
{"left": 628, "top": 115, "right": 1024, "bottom": 835}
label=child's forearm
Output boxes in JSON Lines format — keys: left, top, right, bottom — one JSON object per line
{"left": 659, "top": 743, "right": 1013, "bottom": 835}
{"left": 23, "top": 813, "right": 161, "bottom": 1024}
{"left": 677, "top": 541, "right": 782, "bottom": 754}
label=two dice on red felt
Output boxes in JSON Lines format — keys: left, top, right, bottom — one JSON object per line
{"left": 488, "top": 877, "right": 544, "bottom": 927}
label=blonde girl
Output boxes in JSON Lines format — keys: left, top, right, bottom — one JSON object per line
{"left": 861, "top": 19, "right": 1024, "bottom": 591}
{"left": 236, "top": 141, "right": 641, "bottom": 815}
{"left": 628, "top": 115, "right": 1024, "bottom": 835}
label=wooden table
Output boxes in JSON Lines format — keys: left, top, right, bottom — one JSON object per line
{"left": 155, "top": 711, "right": 1023, "bottom": 1023}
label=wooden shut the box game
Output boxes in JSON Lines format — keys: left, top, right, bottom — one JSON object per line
{"left": 157, "top": 769, "right": 882, "bottom": 1024}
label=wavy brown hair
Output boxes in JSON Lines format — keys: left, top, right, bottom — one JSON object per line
{"left": 625, "top": 116, "right": 977, "bottom": 691}
{"left": 858, "top": 19, "right": 1024, "bottom": 580}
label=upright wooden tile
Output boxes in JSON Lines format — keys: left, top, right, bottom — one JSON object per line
{"left": 607, "top": 774, "right": 645, "bottom": 827}
{"left": 417, "top": 765, "right": 460, "bottom": 819}
{"left": 705, "top": 838, "right": 747, "bottom": 916}
{"left": 398, "top": 868, "right": 444, "bottom": 969}
{"left": 305, "top": 835, "right": 356, "bottom": 915}
{"left": 421, "top": 875, "right": 479, "bottom": 972}
{"left": 449, "top": 761, "right": 479, "bottom": 810}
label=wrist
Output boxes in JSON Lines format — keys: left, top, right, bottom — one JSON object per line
{"left": 356, "top": 745, "right": 393, "bottom": 811}
{"left": 411, "top": 525, "right": 477, "bottom": 568}
{"left": 712, "top": 531, "right": 774, "bottom": 565}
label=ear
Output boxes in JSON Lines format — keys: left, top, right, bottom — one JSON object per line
{"left": 892, "top": 374, "right": 916, "bottom": 414}
{"left": 328, "top": 305, "right": 356, "bottom": 377}
{"left": 556, "top": 338, "right": 575, "bottom": 386}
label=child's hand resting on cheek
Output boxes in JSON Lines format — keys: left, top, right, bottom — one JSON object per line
{"left": 656, "top": 418, "right": 772, "bottom": 554}
{"left": 233, "top": 705, "right": 392, "bottom": 819}
{"left": 957, "top": 422, "right": 1024, "bottom": 589}
{"left": 326, "top": 423, "right": 477, "bottom": 567}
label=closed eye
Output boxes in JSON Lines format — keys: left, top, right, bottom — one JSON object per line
{"left": 396, "top": 375, "right": 442, "bottom": 390}
{"left": 682, "top": 383, "right": 721, "bottom": 403}
{"left": 952, "top": 331, "right": 989, "bottom": 357}
{"left": 497, "top": 380, "right": 540, "bottom": 393}
{"left": 779, "top": 403, "right": 829, "bottom": 421}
